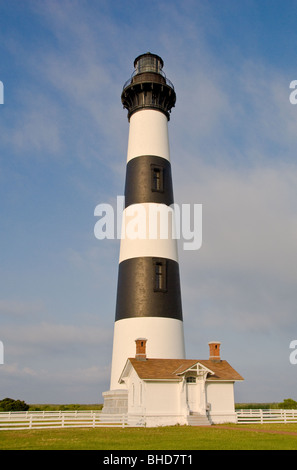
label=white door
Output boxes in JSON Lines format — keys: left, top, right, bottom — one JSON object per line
{"left": 186, "top": 380, "right": 198, "bottom": 413}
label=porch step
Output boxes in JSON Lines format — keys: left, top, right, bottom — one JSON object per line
{"left": 187, "top": 413, "right": 211, "bottom": 426}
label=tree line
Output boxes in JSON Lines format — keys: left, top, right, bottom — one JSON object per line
{"left": 1, "top": 397, "right": 297, "bottom": 411}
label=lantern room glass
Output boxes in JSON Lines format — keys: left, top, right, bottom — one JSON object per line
{"left": 135, "top": 54, "right": 163, "bottom": 74}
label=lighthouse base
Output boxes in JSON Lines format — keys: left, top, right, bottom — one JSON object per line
{"left": 109, "top": 317, "right": 185, "bottom": 391}
{"left": 102, "top": 389, "right": 128, "bottom": 414}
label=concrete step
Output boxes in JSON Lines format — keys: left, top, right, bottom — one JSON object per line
{"left": 187, "top": 413, "right": 211, "bottom": 426}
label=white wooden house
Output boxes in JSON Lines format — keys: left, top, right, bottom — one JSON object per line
{"left": 114, "top": 339, "right": 243, "bottom": 427}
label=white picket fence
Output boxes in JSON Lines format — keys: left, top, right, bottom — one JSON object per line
{"left": 0, "top": 410, "right": 145, "bottom": 430}
{"left": 236, "top": 409, "right": 297, "bottom": 424}
{"left": 1, "top": 409, "right": 297, "bottom": 430}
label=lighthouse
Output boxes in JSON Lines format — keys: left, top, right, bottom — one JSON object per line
{"left": 101, "top": 53, "right": 243, "bottom": 424}
{"left": 104, "top": 53, "right": 186, "bottom": 406}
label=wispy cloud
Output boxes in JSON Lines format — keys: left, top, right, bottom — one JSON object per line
{"left": 178, "top": 161, "right": 297, "bottom": 330}
{"left": 0, "top": 299, "right": 45, "bottom": 317}
{"left": 2, "top": 321, "right": 112, "bottom": 354}
{"left": 1, "top": 0, "right": 297, "bottom": 403}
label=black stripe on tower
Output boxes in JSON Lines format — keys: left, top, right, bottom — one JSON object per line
{"left": 115, "top": 257, "right": 182, "bottom": 321}
{"left": 125, "top": 155, "right": 174, "bottom": 207}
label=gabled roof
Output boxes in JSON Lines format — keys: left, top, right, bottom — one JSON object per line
{"left": 120, "top": 357, "right": 243, "bottom": 383}
{"left": 197, "top": 360, "right": 244, "bottom": 381}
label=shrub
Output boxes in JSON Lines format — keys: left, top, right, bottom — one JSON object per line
{"left": 278, "top": 398, "right": 297, "bottom": 409}
{"left": 0, "top": 397, "right": 29, "bottom": 411}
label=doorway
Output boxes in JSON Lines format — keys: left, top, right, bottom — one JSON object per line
{"left": 186, "top": 377, "right": 198, "bottom": 413}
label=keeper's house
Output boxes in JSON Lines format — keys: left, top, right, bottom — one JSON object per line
{"left": 118, "top": 339, "right": 243, "bottom": 427}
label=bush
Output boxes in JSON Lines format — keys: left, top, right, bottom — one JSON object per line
{"left": 278, "top": 398, "right": 297, "bottom": 409}
{"left": 0, "top": 397, "right": 29, "bottom": 411}
{"left": 235, "top": 403, "right": 277, "bottom": 410}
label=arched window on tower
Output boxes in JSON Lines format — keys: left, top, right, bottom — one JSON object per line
{"left": 153, "top": 259, "right": 167, "bottom": 292}
{"left": 151, "top": 165, "right": 164, "bottom": 192}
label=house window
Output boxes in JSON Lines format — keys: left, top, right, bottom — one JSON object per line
{"left": 153, "top": 259, "right": 167, "bottom": 292}
{"left": 151, "top": 165, "right": 164, "bottom": 192}
{"left": 186, "top": 376, "right": 196, "bottom": 383}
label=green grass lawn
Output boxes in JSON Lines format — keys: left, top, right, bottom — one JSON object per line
{"left": 1, "top": 424, "right": 297, "bottom": 450}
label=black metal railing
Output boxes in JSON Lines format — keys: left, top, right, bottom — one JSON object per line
{"left": 123, "top": 70, "right": 174, "bottom": 91}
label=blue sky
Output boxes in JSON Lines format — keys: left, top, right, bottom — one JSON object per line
{"left": 1, "top": 0, "right": 297, "bottom": 404}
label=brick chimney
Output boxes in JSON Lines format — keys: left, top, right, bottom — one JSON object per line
{"left": 135, "top": 338, "right": 147, "bottom": 361}
{"left": 208, "top": 341, "right": 221, "bottom": 362}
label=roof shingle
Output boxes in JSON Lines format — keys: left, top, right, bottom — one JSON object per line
{"left": 127, "top": 358, "right": 243, "bottom": 382}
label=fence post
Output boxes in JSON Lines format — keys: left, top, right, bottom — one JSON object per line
{"left": 29, "top": 415, "right": 33, "bottom": 429}
{"left": 260, "top": 409, "right": 263, "bottom": 424}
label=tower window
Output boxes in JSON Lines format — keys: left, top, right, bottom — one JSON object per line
{"left": 151, "top": 165, "right": 164, "bottom": 192}
{"left": 153, "top": 259, "right": 167, "bottom": 292}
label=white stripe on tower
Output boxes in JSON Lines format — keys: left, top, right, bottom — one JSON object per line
{"left": 109, "top": 53, "right": 185, "bottom": 391}
{"left": 127, "top": 109, "right": 170, "bottom": 162}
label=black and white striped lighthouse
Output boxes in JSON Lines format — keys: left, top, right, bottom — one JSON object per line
{"left": 109, "top": 53, "right": 185, "bottom": 391}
